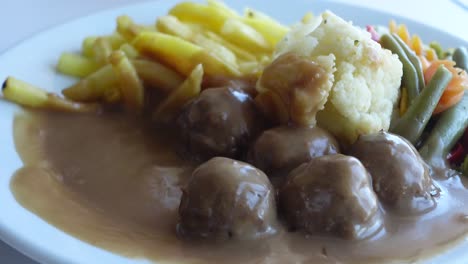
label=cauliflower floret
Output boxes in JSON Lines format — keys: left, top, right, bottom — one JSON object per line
{"left": 258, "top": 11, "right": 403, "bottom": 144}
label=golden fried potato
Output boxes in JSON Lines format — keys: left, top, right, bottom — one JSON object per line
{"left": 40, "top": 1, "right": 297, "bottom": 115}
{"left": 169, "top": 2, "right": 237, "bottom": 33}
{"left": 117, "top": 15, "right": 147, "bottom": 41}
{"left": 109, "top": 51, "right": 145, "bottom": 112}
{"left": 92, "top": 37, "right": 113, "bottom": 64}
{"left": 220, "top": 18, "right": 270, "bottom": 52}
{"left": 156, "top": 15, "right": 194, "bottom": 39}
{"left": 132, "top": 59, "right": 184, "bottom": 93}
{"left": 119, "top": 43, "right": 139, "bottom": 59}
{"left": 133, "top": 31, "right": 240, "bottom": 76}
{"left": 82, "top": 36, "right": 97, "bottom": 57}
{"left": 62, "top": 64, "right": 119, "bottom": 103}
{"left": 156, "top": 16, "right": 240, "bottom": 75}
{"left": 2, "top": 77, "right": 97, "bottom": 112}
{"left": 191, "top": 34, "right": 237, "bottom": 68}
{"left": 132, "top": 31, "right": 203, "bottom": 76}
{"left": 57, "top": 53, "right": 100, "bottom": 78}
{"left": 242, "top": 8, "right": 289, "bottom": 47}
{"left": 203, "top": 31, "right": 256, "bottom": 61}
{"left": 81, "top": 33, "right": 125, "bottom": 58}
{"left": 153, "top": 64, "right": 203, "bottom": 122}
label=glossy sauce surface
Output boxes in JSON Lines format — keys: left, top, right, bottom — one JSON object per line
{"left": 10, "top": 110, "right": 468, "bottom": 263}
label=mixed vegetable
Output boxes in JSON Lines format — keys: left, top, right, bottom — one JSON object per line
{"left": 372, "top": 22, "right": 468, "bottom": 175}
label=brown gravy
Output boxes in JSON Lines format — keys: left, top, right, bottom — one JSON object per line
{"left": 10, "top": 110, "right": 468, "bottom": 263}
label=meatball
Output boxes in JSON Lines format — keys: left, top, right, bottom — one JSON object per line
{"left": 177, "top": 87, "right": 263, "bottom": 161}
{"left": 248, "top": 125, "right": 339, "bottom": 178}
{"left": 347, "top": 131, "right": 438, "bottom": 215}
{"left": 178, "top": 157, "right": 277, "bottom": 240}
{"left": 279, "top": 154, "right": 382, "bottom": 240}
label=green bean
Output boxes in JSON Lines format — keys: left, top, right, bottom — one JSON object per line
{"left": 429, "top": 42, "right": 444, "bottom": 60}
{"left": 390, "top": 65, "right": 452, "bottom": 145}
{"left": 453, "top": 46, "right": 468, "bottom": 71}
{"left": 380, "top": 34, "right": 419, "bottom": 104}
{"left": 419, "top": 93, "right": 468, "bottom": 166}
{"left": 392, "top": 33, "right": 425, "bottom": 92}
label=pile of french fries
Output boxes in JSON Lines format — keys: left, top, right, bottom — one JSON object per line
{"left": 1, "top": 0, "right": 290, "bottom": 119}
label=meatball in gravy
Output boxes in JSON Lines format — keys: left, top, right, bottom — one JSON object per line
{"left": 279, "top": 154, "right": 382, "bottom": 240}
{"left": 178, "top": 157, "right": 277, "bottom": 240}
{"left": 177, "top": 87, "right": 263, "bottom": 161}
{"left": 348, "top": 131, "right": 438, "bottom": 215}
{"left": 248, "top": 125, "right": 339, "bottom": 178}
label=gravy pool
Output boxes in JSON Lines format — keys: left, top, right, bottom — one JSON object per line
{"left": 10, "top": 110, "right": 468, "bottom": 263}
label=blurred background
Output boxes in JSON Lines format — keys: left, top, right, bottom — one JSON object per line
{"left": 1, "top": 0, "right": 467, "bottom": 263}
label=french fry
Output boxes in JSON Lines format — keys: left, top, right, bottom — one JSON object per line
{"left": 157, "top": 16, "right": 240, "bottom": 74}
{"left": 57, "top": 53, "right": 100, "bottom": 78}
{"left": 153, "top": 64, "right": 203, "bottom": 122}
{"left": 159, "top": 13, "right": 265, "bottom": 62}
{"left": 117, "top": 15, "right": 146, "bottom": 41}
{"left": 169, "top": 2, "right": 236, "bottom": 33}
{"left": 133, "top": 31, "right": 240, "bottom": 76}
{"left": 92, "top": 37, "right": 113, "bottom": 65}
{"left": 191, "top": 34, "right": 237, "bottom": 68}
{"left": 2, "top": 77, "right": 97, "bottom": 112}
{"left": 132, "top": 59, "right": 184, "bottom": 93}
{"left": 239, "top": 61, "right": 261, "bottom": 76}
{"left": 220, "top": 18, "right": 271, "bottom": 52}
{"left": 21, "top": 2, "right": 292, "bottom": 114}
{"left": 82, "top": 36, "right": 97, "bottom": 57}
{"left": 2, "top": 77, "right": 48, "bottom": 107}
{"left": 119, "top": 43, "right": 139, "bottom": 59}
{"left": 203, "top": 31, "right": 256, "bottom": 61}
{"left": 62, "top": 64, "right": 119, "bottom": 102}
{"left": 81, "top": 33, "right": 125, "bottom": 58}
{"left": 156, "top": 15, "right": 194, "bottom": 39}
{"left": 206, "top": 0, "right": 239, "bottom": 18}
{"left": 191, "top": 50, "right": 241, "bottom": 76}
{"left": 132, "top": 32, "right": 203, "bottom": 76}
{"left": 185, "top": 22, "right": 205, "bottom": 34}
{"left": 242, "top": 8, "right": 289, "bottom": 47}
{"left": 106, "top": 33, "right": 126, "bottom": 49}
{"left": 109, "top": 51, "right": 145, "bottom": 112}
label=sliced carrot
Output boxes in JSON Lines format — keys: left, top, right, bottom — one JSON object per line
{"left": 424, "top": 60, "right": 468, "bottom": 114}
{"left": 434, "top": 89, "right": 465, "bottom": 114}
{"left": 425, "top": 61, "right": 458, "bottom": 83}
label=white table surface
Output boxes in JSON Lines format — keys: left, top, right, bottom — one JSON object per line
{"left": 1, "top": 0, "right": 467, "bottom": 263}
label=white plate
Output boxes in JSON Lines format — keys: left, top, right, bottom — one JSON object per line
{"left": 1, "top": 1, "right": 467, "bottom": 263}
